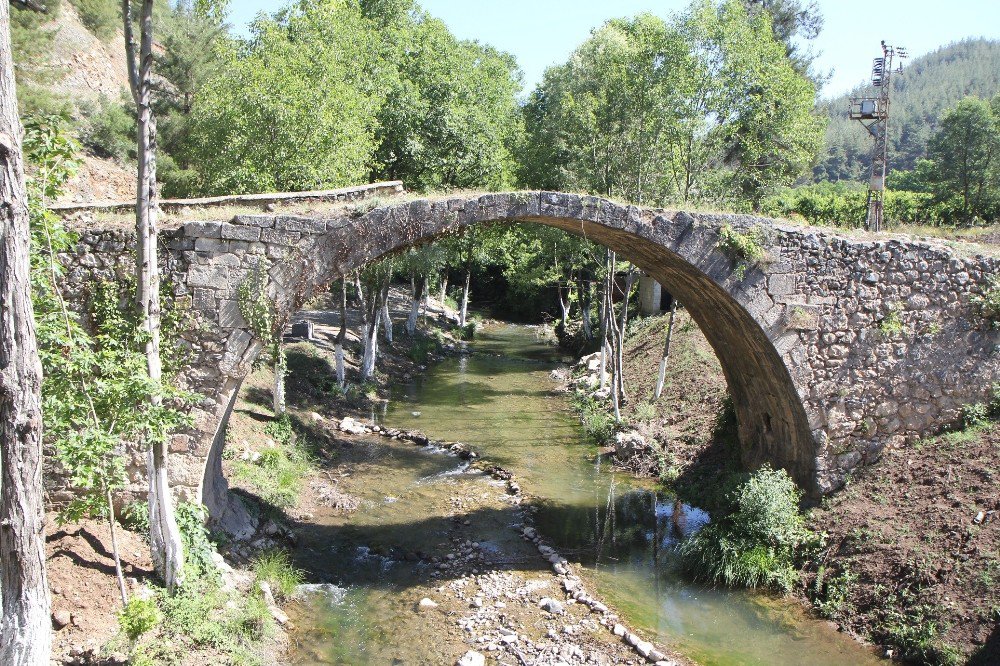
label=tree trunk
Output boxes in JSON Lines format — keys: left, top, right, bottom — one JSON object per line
{"left": 335, "top": 279, "right": 347, "bottom": 387}
{"left": 380, "top": 299, "right": 392, "bottom": 343}
{"left": 598, "top": 250, "right": 612, "bottom": 390}
{"left": 407, "top": 275, "right": 424, "bottom": 336}
{"left": 125, "top": 0, "right": 184, "bottom": 591}
{"left": 438, "top": 273, "right": 448, "bottom": 307}
{"left": 459, "top": 266, "right": 471, "bottom": 327}
{"left": 578, "top": 271, "right": 593, "bottom": 341}
{"left": 654, "top": 300, "right": 678, "bottom": 400}
{"left": 0, "top": 5, "right": 51, "bottom": 660}
{"left": 272, "top": 346, "right": 286, "bottom": 417}
{"left": 616, "top": 267, "right": 635, "bottom": 404}
{"left": 557, "top": 284, "right": 570, "bottom": 331}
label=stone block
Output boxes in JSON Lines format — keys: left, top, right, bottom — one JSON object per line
{"left": 260, "top": 228, "right": 301, "bottom": 245}
{"left": 218, "top": 299, "right": 246, "bottom": 329}
{"left": 221, "top": 224, "right": 262, "bottom": 241}
{"left": 184, "top": 221, "right": 223, "bottom": 238}
{"left": 188, "top": 264, "right": 229, "bottom": 287}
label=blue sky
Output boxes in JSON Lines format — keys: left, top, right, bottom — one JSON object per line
{"left": 228, "top": 0, "right": 1000, "bottom": 100}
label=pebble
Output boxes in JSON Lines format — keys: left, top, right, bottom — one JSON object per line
{"left": 456, "top": 650, "right": 485, "bottom": 666}
{"left": 52, "top": 610, "right": 71, "bottom": 630}
{"left": 538, "top": 597, "right": 564, "bottom": 614}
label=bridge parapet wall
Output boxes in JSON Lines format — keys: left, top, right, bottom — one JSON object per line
{"left": 50, "top": 191, "right": 1000, "bottom": 518}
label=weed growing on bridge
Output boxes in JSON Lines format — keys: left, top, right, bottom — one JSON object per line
{"left": 970, "top": 275, "right": 1000, "bottom": 329}
{"left": 878, "top": 304, "right": 905, "bottom": 337}
{"left": 716, "top": 224, "right": 769, "bottom": 280}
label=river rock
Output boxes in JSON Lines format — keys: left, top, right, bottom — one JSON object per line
{"left": 52, "top": 610, "right": 71, "bottom": 630}
{"left": 418, "top": 597, "right": 438, "bottom": 610}
{"left": 539, "top": 597, "right": 564, "bottom": 614}
{"left": 614, "top": 430, "right": 648, "bottom": 457}
{"left": 338, "top": 416, "right": 369, "bottom": 435}
{"left": 457, "top": 650, "right": 485, "bottom": 666}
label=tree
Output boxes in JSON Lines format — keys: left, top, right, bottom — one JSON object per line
{"left": 372, "top": 10, "right": 523, "bottom": 191}
{"left": 925, "top": 96, "right": 1000, "bottom": 223}
{"left": 521, "top": 2, "right": 823, "bottom": 210}
{"left": 399, "top": 244, "right": 445, "bottom": 336}
{"left": 183, "top": 0, "right": 385, "bottom": 194}
{"left": 124, "top": 0, "right": 185, "bottom": 592}
{"left": 0, "top": 2, "right": 51, "bottom": 662}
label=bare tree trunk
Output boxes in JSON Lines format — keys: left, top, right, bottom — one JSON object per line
{"left": 459, "top": 266, "right": 471, "bottom": 327}
{"left": 438, "top": 273, "right": 448, "bottom": 307}
{"left": 380, "top": 299, "right": 392, "bottom": 343}
{"left": 616, "top": 267, "right": 635, "bottom": 404}
{"left": 557, "top": 283, "right": 570, "bottom": 331}
{"left": 578, "top": 271, "right": 593, "bottom": 341}
{"left": 654, "top": 300, "right": 678, "bottom": 400}
{"left": 354, "top": 272, "right": 366, "bottom": 342}
{"left": 407, "top": 275, "right": 424, "bottom": 336}
{"left": 125, "top": 0, "right": 183, "bottom": 591}
{"left": 335, "top": 279, "right": 347, "bottom": 387}
{"left": 272, "top": 345, "right": 286, "bottom": 417}
{"left": 598, "top": 250, "right": 612, "bottom": 390}
{"left": 0, "top": 5, "right": 51, "bottom": 660}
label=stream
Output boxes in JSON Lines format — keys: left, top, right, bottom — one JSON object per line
{"left": 286, "top": 324, "right": 881, "bottom": 665}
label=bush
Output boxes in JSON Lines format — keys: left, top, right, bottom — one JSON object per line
{"left": 572, "top": 393, "right": 617, "bottom": 444}
{"left": 677, "top": 466, "right": 810, "bottom": 591}
{"left": 175, "top": 502, "right": 217, "bottom": 583}
{"left": 252, "top": 550, "right": 304, "bottom": 602}
{"left": 263, "top": 414, "right": 294, "bottom": 446}
{"left": 81, "top": 96, "right": 134, "bottom": 162}
{"left": 960, "top": 402, "right": 990, "bottom": 429}
{"left": 970, "top": 276, "right": 1000, "bottom": 329}
{"left": 716, "top": 224, "right": 768, "bottom": 279}
{"left": 634, "top": 401, "right": 656, "bottom": 423}
{"left": 119, "top": 596, "right": 160, "bottom": 642}
{"left": 69, "top": 0, "right": 120, "bottom": 41}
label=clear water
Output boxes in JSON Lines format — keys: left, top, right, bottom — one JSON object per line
{"left": 286, "top": 323, "right": 880, "bottom": 665}
{"left": 380, "top": 324, "right": 880, "bottom": 666}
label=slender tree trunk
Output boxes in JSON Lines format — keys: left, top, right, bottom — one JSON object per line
{"left": 616, "top": 267, "right": 635, "bottom": 404}
{"left": 438, "top": 273, "right": 448, "bottom": 308}
{"left": 407, "top": 275, "right": 424, "bottom": 336}
{"left": 106, "top": 489, "right": 128, "bottom": 606}
{"left": 354, "top": 273, "right": 366, "bottom": 342}
{"left": 0, "top": 5, "right": 51, "bottom": 660}
{"left": 557, "top": 283, "right": 570, "bottom": 331}
{"left": 125, "top": 0, "right": 183, "bottom": 591}
{"left": 272, "top": 345, "right": 286, "bottom": 417}
{"left": 335, "top": 279, "right": 347, "bottom": 387}
{"left": 654, "top": 299, "right": 678, "bottom": 400}
{"left": 381, "top": 299, "right": 392, "bottom": 343}
{"left": 579, "top": 271, "right": 593, "bottom": 341}
{"left": 598, "top": 250, "right": 612, "bottom": 390}
{"left": 459, "top": 264, "right": 471, "bottom": 327}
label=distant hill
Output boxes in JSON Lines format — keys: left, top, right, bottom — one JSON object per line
{"left": 813, "top": 38, "right": 1000, "bottom": 183}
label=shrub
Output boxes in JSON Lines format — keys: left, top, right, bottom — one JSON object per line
{"left": 970, "top": 276, "right": 1000, "bottom": 329}
{"left": 634, "top": 401, "right": 656, "bottom": 423}
{"left": 572, "top": 393, "right": 617, "bottom": 444}
{"left": 878, "top": 304, "right": 905, "bottom": 337}
{"left": 716, "top": 224, "right": 768, "bottom": 279}
{"left": 252, "top": 550, "right": 304, "bottom": 602}
{"left": 960, "top": 402, "right": 990, "bottom": 429}
{"left": 119, "top": 596, "right": 160, "bottom": 642}
{"left": 70, "top": 0, "right": 120, "bottom": 41}
{"left": 264, "top": 413, "right": 294, "bottom": 446}
{"left": 175, "top": 502, "right": 217, "bottom": 583}
{"left": 813, "top": 565, "right": 857, "bottom": 620}
{"left": 81, "top": 95, "right": 134, "bottom": 161}
{"left": 677, "top": 466, "right": 810, "bottom": 591}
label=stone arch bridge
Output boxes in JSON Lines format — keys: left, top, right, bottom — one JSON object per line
{"left": 59, "top": 187, "right": 999, "bottom": 526}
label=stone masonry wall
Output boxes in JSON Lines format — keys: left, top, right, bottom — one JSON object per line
{"left": 49, "top": 190, "right": 1000, "bottom": 523}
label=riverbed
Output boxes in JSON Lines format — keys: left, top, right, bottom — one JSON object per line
{"left": 286, "top": 323, "right": 880, "bottom": 665}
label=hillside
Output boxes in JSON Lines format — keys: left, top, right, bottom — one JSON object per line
{"left": 814, "top": 38, "right": 1000, "bottom": 182}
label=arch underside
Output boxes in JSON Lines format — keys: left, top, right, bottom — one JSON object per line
{"left": 247, "top": 199, "right": 818, "bottom": 495}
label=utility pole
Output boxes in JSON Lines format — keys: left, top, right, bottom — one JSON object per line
{"left": 849, "top": 40, "right": 907, "bottom": 232}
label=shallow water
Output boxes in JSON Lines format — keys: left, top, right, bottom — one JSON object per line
{"left": 287, "top": 323, "right": 880, "bottom": 665}
{"left": 381, "top": 324, "right": 880, "bottom": 666}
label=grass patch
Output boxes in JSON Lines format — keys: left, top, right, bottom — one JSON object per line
{"left": 571, "top": 392, "right": 617, "bottom": 445}
{"left": 252, "top": 550, "right": 304, "bottom": 602}
{"left": 234, "top": 417, "right": 313, "bottom": 509}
